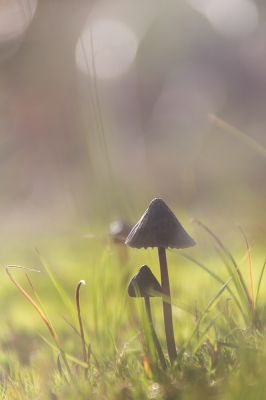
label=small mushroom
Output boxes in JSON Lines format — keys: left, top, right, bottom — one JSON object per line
{"left": 128, "top": 265, "right": 167, "bottom": 370}
{"left": 109, "top": 220, "right": 133, "bottom": 245}
{"left": 108, "top": 220, "right": 133, "bottom": 266}
{"left": 126, "top": 198, "right": 196, "bottom": 364}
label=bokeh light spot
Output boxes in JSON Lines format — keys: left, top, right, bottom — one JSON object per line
{"left": 76, "top": 19, "right": 138, "bottom": 79}
{"left": 187, "top": 0, "right": 258, "bottom": 39}
{"left": 0, "top": 0, "right": 38, "bottom": 41}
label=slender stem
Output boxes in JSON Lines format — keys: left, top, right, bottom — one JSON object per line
{"left": 237, "top": 225, "right": 261, "bottom": 329}
{"left": 144, "top": 296, "right": 167, "bottom": 370}
{"left": 195, "top": 298, "right": 199, "bottom": 342}
{"left": 158, "top": 247, "right": 177, "bottom": 364}
{"left": 76, "top": 280, "right": 88, "bottom": 378}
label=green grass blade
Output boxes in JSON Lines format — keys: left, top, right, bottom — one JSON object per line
{"left": 147, "top": 286, "right": 197, "bottom": 316}
{"left": 108, "top": 327, "right": 119, "bottom": 355}
{"left": 179, "top": 274, "right": 233, "bottom": 359}
{"left": 260, "top": 302, "right": 266, "bottom": 321}
{"left": 176, "top": 252, "right": 247, "bottom": 321}
{"left": 6, "top": 265, "right": 72, "bottom": 377}
{"left": 255, "top": 259, "right": 266, "bottom": 308}
{"left": 192, "top": 219, "right": 252, "bottom": 308}
{"left": 211, "top": 115, "right": 266, "bottom": 159}
{"left": 25, "top": 273, "right": 60, "bottom": 341}
{"left": 214, "top": 246, "right": 251, "bottom": 319}
{"left": 192, "top": 311, "right": 222, "bottom": 355}
{"left": 36, "top": 249, "right": 76, "bottom": 321}
{"left": 39, "top": 335, "right": 89, "bottom": 368}
{"left": 171, "top": 299, "right": 198, "bottom": 316}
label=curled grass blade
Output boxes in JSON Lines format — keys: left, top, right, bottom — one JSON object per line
{"left": 76, "top": 280, "right": 88, "bottom": 377}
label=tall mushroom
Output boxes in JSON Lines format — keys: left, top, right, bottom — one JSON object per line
{"left": 128, "top": 264, "right": 167, "bottom": 370}
{"left": 126, "top": 198, "right": 196, "bottom": 364}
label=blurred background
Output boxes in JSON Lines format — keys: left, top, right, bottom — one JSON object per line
{"left": 1, "top": 0, "right": 266, "bottom": 241}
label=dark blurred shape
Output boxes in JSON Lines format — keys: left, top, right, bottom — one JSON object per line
{"left": 108, "top": 220, "right": 132, "bottom": 266}
{"left": 109, "top": 220, "right": 133, "bottom": 244}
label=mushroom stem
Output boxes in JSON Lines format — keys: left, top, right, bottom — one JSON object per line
{"left": 158, "top": 246, "right": 177, "bottom": 364}
{"left": 144, "top": 296, "right": 167, "bottom": 370}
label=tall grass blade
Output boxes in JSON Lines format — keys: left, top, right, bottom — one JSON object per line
{"left": 25, "top": 273, "right": 54, "bottom": 325}
{"left": 6, "top": 266, "right": 57, "bottom": 341}
{"left": 192, "top": 219, "right": 252, "bottom": 308}
{"left": 40, "top": 335, "right": 89, "bottom": 368}
{"left": 210, "top": 115, "right": 266, "bottom": 159}
{"left": 175, "top": 252, "right": 247, "bottom": 322}
{"left": 260, "top": 302, "right": 266, "bottom": 322}
{"left": 178, "top": 274, "right": 234, "bottom": 360}
{"left": 6, "top": 266, "right": 72, "bottom": 378}
{"left": 238, "top": 225, "right": 255, "bottom": 312}
{"left": 256, "top": 259, "right": 266, "bottom": 309}
{"left": 195, "top": 299, "right": 199, "bottom": 342}
{"left": 237, "top": 226, "right": 261, "bottom": 329}
{"left": 214, "top": 246, "right": 251, "bottom": 319}
{"left": 192, "top": 311, "right": 222, "bottom": 355}
{"left": 57, "top": 354, "right": 63, "bottom": 377}
{"left": 36, "top": 249, "right": 76, "bottom": 322}
{"left": 108, "top": 327, "right": 119, "bottom": 355}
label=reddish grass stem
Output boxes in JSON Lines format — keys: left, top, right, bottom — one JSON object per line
{"left": 6, "top": 265, "right": 72, "bottom": 378}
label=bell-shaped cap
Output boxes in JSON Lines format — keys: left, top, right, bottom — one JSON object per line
{"left": 128, "top": 265, "right": 162, "bottom": 297}
{"left": 125, "top": 198, "right": 196, "bottom": 249}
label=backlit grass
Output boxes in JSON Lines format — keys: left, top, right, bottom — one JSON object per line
{"left": 1, "top": 217, "right": 266, "bottom": 399}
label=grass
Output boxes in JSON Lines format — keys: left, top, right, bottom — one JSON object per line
{"left": 1, "top": 218, "right": 266, "bottom": 399}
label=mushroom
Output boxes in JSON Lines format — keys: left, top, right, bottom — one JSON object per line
{"left": 109, "top": 220, "right": 133, "bottom": 245}
{"left": 128, "top": 264, "right": 167, "bottom": 370}
{"left": 126, "top": 198, "right": 196, "bottom": 364}
{"left": 108, "top": 220, "right": 133, "bottom": 266}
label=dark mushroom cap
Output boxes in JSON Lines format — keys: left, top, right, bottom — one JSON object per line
{"left": 125, "top": 198, "right": 196, "bottom": 249}
{"left": 128, "top": 265, "right": 162, "bottom": 297}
